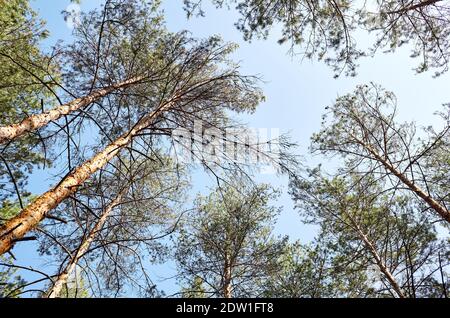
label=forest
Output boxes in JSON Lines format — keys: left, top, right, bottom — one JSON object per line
{"left": 0, "top": 0, "right": 448, "bottom": 298}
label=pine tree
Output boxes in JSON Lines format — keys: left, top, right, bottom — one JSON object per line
{"left": 175, "top": 180, "right": 286, "bottom": 298}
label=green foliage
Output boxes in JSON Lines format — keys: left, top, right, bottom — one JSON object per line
{"left": 37, "top": 151, "right": 190, "bottom": 297}
{"left": 290, "top": 168, "right": 448, "bottom": 297}
{"left": 185, "top": 0, "right": 450, "bottom": 76}
{"left": 0, "top": 0, "right": 55, "bottom": 202}
{"left": 0, "top": 195, "right": 35, "bottom": 226}
{"left": 310, "top": 83, "right": 449, "bottom": 222}
{"left": 0, "top": 201, "right": 26, "bottom": 298}
{"left": 0, "top": 0, "right": 52, "bottom": 123}
{"left": 181, "top": 276, "right": 207, "bottom": 298}
{"left": 0, "top": 0, "right": 447, "bottom": 299}
{"left": 263, "top": 238, "right": 378, "bottom": 298}
{"left": 58, "top": 277, "right": 90, "bottom": 298}
{"left": 175, "top": 179, "right": 286, "bottom": 297}
{"left": 185, "top": 0, "right": 361, "bottom": 77}
{"left": 421, "top": 115, "right": 450, "bottom": 213}
{"left": 0, "top": 255, "right": 26, "bottom": 298}
{"left": 64, "top": 0, "right": 263, "bottom": 146}
{"left": 367, "top": 0, "right": 450, "bottom": 76}
{"left": 262, "top": 241, "right": 329, "bottom": 298}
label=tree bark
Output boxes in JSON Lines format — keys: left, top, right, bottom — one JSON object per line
{"left": 0, "top": 99, "right": 174, "bottom": 256}
{"left": 223, "top": 256, "right": 232, "bottom": 298}
{"left": 46, "top": 189, "right": 125, "bottom": 298}
{"left": 353, "top": 136, "right": 450, "bottom": 223}
{"left": 0, "top": 76, "right": 143, "bottom": 145}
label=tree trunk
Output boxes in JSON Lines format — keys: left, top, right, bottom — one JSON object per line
{"left": 0, "top": 76, "right": 143, "bottom": 145}
{"left": 354, "top": 136, "right": 450, "bottom": 223}
{"left": 0, "top": 99, "right": 174, "bottom": 256}
{"left": 46, "top": 189, "right": 125, "bottom": 298}
{"left": 351, "top": 221, "right": 406, "bottom": 298}
{"left": 223, "top": 256, "right": 232, "bottom": 298}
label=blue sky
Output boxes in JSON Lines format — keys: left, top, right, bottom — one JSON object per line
{"left": 10, "top": 0, "right": 450, "bottom": 297}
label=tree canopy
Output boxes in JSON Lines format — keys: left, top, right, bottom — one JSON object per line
{"left": 185, "top": 0, "right": 450, "bottom": 76}
{"left": 0, "top": 0, "right": 448, "bottom": 299}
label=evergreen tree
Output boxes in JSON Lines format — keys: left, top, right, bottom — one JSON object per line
{"left": 0, "top": 0, "right": 56, "bottom": 206}
{"left": 175, "top": 180, "right": 286, "bottom": 298}
{"left": 185, "top": 0, "right": 450, "bottom": 76}
{"left": 290, "top": 169, "right": 449, "bottom": 297}
{"left": 0, "top": 0, "right": 268, "bottom": 256}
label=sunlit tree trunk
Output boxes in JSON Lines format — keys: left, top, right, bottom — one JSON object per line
{"left": 223, "top": 255, "right": 232, "bottom": 298}
{"left": 0, "top": 99, "right": 174, "bottom": 256}
{"left": 0, "top": 76, "right": 143, "bottom": 144}
{"left": 46, "top": 189, "right": 125, "bottom": 298}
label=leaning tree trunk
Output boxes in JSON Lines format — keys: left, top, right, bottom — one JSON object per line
{"left": 0, "top": 76, "right": 143, "bottom": 145}
{"left": 46, "top": 189, "right": 126, "bottom": 298}
{"left": 0, "top": 99, "right": 175, "bottom": 256}
{"left": 350, "top": 219, "right": 406, "bottom": 298}
{"left": 353, "top": 135, "right": 450, "bottom": 223}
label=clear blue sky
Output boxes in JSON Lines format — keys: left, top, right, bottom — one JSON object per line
{"left": 11, "top": 0, "right": 450, "bottom": 297}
